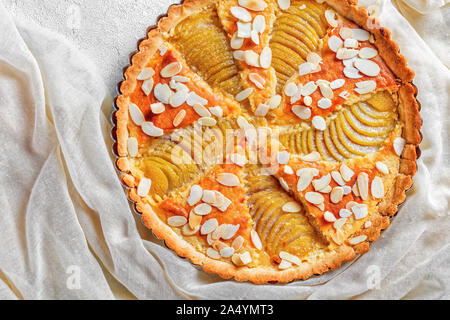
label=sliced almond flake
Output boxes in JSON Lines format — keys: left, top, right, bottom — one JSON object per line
{"left": 141, "top": 121, "right": 164, "bottom": 137}
{"left": 209, "top": 106, "right": 223, "bottom": 118}
{"left": 217, "top": 196, "right": 232, "bottom": 212}
{"left": 352, "top": 183, "right": 360, "bottom": 197}
{"left": 251, "top": 229, "right": 263, "bottom": 250}
{"left": 238, "top": 0, "right": 267, "bottom": 11}
{"left": 290, "top": 91, "right": 302, "bottom": 104}
{"left": 206, "top": 248, "right": 221, "bottom": 259}
{"left": 150, "top": 102, "right": 165, "bottom": 114}
{"left": 187, "top": 91, "right": 207, "bottom": 106}
{"left": 333, "top": 218, "right": 347, "bottom": 230}
{"left": 250, "top": 30, "right": 260, "bottom": 45}
{"left": 312, "top": 115, "right": 326, "bottom": 131}
{"left": 330, "top": 186, "right": 344, "bottom": 204}
{"left": 316, "top": 202, "right": 325, "bottom": 211}
{"left": 212, "top": 224, "right": 226, "bottom": 240}
{"left": 303, "top": 96, "right": 312, "bottom": 106}
{"left": 172, "top": 110, "right": 185, "bottom": 127}
{"left": 231, "top": 236, "right": 245, "bottom": 251}
{"left": 357, "top": 172, "right": 369, "bottom": 200}
{"left": 318, "top": 185, "right": 332, "bottom": 193}
{"left": 245, "top": 49, "right": 261, "bottom": 67}
{"left": 230, "top": 6, "right": 252, "bottom": 22}
{"left": 230, "top": 32, "right": 244, "bottom": 50}
{"left": 371, "top": 176, "right": 384, "bottom": 199}
{"left": 182, "top": 223, "right": 200, "bottom": 236}
{"left": 301, "top": 81, "right": 317, "bottom": 96}
{"left": 336, "top": 48, "right": 359, "bottom": 60}
{"left": 233, "top": 50, "right": 245, "bottom": 61}
{"left": 169, "top": 79, "right": 188, "bottom": 92}
{"left": 331, "top": 171, "right": 346, "bottom": 186}
{"left": 284, "top": 165, "right": 294, "bottom": 175}
{"left": 359, "top": 47, "right": 378, "bottom": 59}
{"left": 137, "top": 177, "right": 151, "bottom": 196}
{"left": 318, "top": 84, "right": 333, "bottom": 99}
{"left": 339, "top": 27, "right": 353, "bottom": 39}
{"left": 253, "top": 15, "right": 266, "bottom": 34}
{"left": 298, "top": 62, "right": 313, "bottom": 76}
{"left": 301, "top": 151, "right": 321, "bottom": 162}
{"left": 324, "top": 211, "right": 337, "bottom": 222}
{"left": 346, "top": 200, "right": 358, "bottom": 210}
{"left": 339, "top": 208, "right": 352, "bottom": 218}
{"left": 187, "top": 185, "right": 203, "bottom": 206}
{"left": 188, "top": 211, "right": 202, "bottom": 230}
{"left": 249, "top": 73, "right": 265, "bottom": 89}
{"left": 354, "top": 58, "right": 380, "bottom": 76}
{"left": 305, "top": 191, "right": 324, "bottom": 205}
{"left": 193, "top": 104, "right": 211, "bottom": 117}
{"left": 167, "top": 215, "right": 187, "bottom": 227}
{"left": 307, "top": 52, "right": 322, "bottom": 66}
{"left": 344, "top": 38, "right": 359, "bottom": 48}
{"left": 292, "top": 105, "right": 311, "bottom": 120}
{"left": 364, "top": 221, "right": 372, "bottom": 228}
{"left": 220, "top": 246, "right": 235, "bottom": 258}
{"left": 324, "top": 9, "right": 338, "bottom": 27}
{"left": 237, "top": 21, "right": 252, "bottom": 38}
{"left": 194, "top": 203, "right": 212, "bottom": 216}
{"left": 169, "top": 90, "right": 188, "bottom": 108}
{"left": 222, "top": 224, "right": 240, "bottom": 240}
{"left": 201, "top": 218, "right": 218, "bottom": 235}
{"left": 277, "top": 0, "right": 291, "bottom": 10}
{"left": 343, "top": 56, "right": 357, "bottom": 68}
{"left": 393, "top": 137, "right": 405, "bottom": 156}
{"left": 317, "top": 97, "right": 332, "bottom": 109}
{"left": 355, "top": 80, "right": 377, "bottom": 94}
{"left": 333, "top": 217, "right": 347, "bottom": 229}
{"left": 239, "top": 251, "right": 252, "bottom": 265}
{"left": 328, "top": 35, "right": 343, "bottom": 52}
{"left": 127, "top": 137, "right": 138, "bottom": 157}
{"left": 279, "top": 251, "right": 301, "bottom": 266}
{"left": 312, "top": 174, "right": 331, "bottom": 191}
{"left": 137, "top": 67, "right": 155, "bottom": 81}
{"left": 259, "top": 46, "right": 272, "bottom": 69}
{"left": 202, "top": 190, "right": 216, "bottom": 204}
{"left": 154, "top": 83, "right": 172, "bottom": 104}
{"left": 129, "top": 103, "right": 145, "bottom": 126}
{"left": 339, "top": 163, "right": 354, "bottom": 182}
{"left": 351, "top": 28, "right": 370, "bottom": 41}
{"left": 284, "top": 82, "right": 298, "bottom": 97}
{"left": 254, "top": 103, "right": 268, "bottom": 117}
{"left": 197, "top": 116, "right": 217, "bottom": 127}
{"left": 279, "top": 177, "right": 290, "bottom": 192}
{"left": 349, "top": 235, "right": 367, "bottom": 245}
{"left": 343, "top": 67, "right": 362, "bottom": 79}
{"left": 216, "top": 173, "right": 240, "bottom": 187}
{"left": 278, "top": 259, "right": 292, "bottom": 270}
{"left": 352, "top": 202, "right": 369, "bottom": 219}
{"left": 267, "top": 95, "right": 282, "bottom": 109}
{"left": 297, "top": 168, "right": 314, "bottom": 191}
{"left": 172, "top": 75, "right": 190, "bottom": 83}
{"left": 160, "top": 62, "right": 182, "bottom": 78}
{"left": 343, "top": 185, "right": 352, "bottom": 195}
{"left": 236, "top": 87, "right": 254, "bottom": 101}
{"left": 282, "top": 201, "right": 302, "bottom": 213}
{"left": 376, "top": 161, "right": 389, "bottom": 174}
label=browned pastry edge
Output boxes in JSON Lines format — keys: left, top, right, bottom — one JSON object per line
{"left": 113, "top": 0, "right": 422, "bottom": 283}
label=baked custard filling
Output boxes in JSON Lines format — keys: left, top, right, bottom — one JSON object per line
{"left": 116, "top": 0, "right": 421, "bottom": 283}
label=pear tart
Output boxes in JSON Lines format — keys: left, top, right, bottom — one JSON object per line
{"left": 115, "top": 0, "right": 421, "bottom": 283}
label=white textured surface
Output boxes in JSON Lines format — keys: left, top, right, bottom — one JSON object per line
{"left": 0, "top": 0, "right": 449, "bottom": 299}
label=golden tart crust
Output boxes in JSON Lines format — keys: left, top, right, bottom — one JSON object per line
{"left": 114, "top": 0, "right": 421, "bottom": 284}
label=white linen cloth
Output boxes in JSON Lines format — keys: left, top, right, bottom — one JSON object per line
{"left": 0, "top": 0, "right": 448, "bottom": 299}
